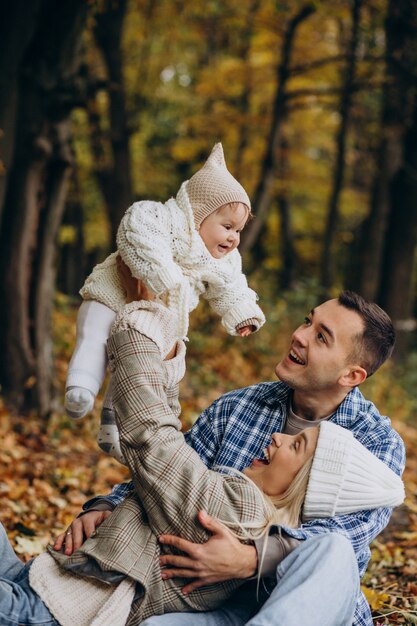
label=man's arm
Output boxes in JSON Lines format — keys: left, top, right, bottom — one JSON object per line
{"left": 158, "top": 510, "right": 301, "bottom": 594}
{"left": 156, "top": 507, "right": 392, "bottom": 592}
{"left": 183, "top": 403, "right": 222, "bottom": 468}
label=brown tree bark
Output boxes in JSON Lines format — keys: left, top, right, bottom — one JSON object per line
{"left": 377, "top": 0, "right": 417, "bottom": 357}
{"left": 89, "top": 0, "right": 133, "bottom": 244}
{"left": 277, "top": 136, "right": 297, "bottom": 290}
{"left": 378, "top": 104, "right": 417, "bottom": 358}
{"left": 352, "top": 142, "right": 393, "bottom": 301}
{"left": 57, "top": 196, "right": 86, "bottom": 297}
{"left": 233, "top": 0, "right": 262, "bottom": 179}
{"left": 356, "top": 0, "right": 417, "bottom": 318}
{"left": 0, "top": 0, "right": 42, "bottom": 220}
{"left": 320, "top": 0, "right": 362, "bottom": 295}
{"left": 239, "top": 4, "right": 315, "bottom": 255}
{"left": 0, "top": 0, "right": 88, "bottom": 415}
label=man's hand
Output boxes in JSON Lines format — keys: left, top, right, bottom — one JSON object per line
{"left": 53, "top": 510, "right": 112, "bottom": 556}
{"left": 158, "top": 510, "right": 257, "bottom": 594}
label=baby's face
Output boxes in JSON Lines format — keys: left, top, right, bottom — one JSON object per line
{"left": 198, "top": 203, "right": 249, "bottom": 259}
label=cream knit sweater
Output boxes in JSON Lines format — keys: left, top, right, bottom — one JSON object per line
{"left": 80, "top": 182, "right": 265, "bottom": 340}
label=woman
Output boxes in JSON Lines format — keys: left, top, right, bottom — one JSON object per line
{"left": 0, "top": 284, "right": 404, "bottom": 626}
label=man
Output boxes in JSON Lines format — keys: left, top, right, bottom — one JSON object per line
{"left": 56, "top": 291, "right": 405, "bottom": 626}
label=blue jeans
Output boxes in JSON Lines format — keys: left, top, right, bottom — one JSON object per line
{"left": 140, "top": 534, "right": 360, "bottom": 626}
{"left": 0, "top": 523, "right": 58, "bottom": 626}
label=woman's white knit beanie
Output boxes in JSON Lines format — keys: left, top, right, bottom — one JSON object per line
{"left": 302, "top": 421, "right": 405, "bottom": 521}
{"left": 185, "top": 142, "right": 251, "bottom": 228}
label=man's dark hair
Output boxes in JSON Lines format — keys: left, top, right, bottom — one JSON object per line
{"left": 338, "top": 290, "right": 395, "bottom": 377}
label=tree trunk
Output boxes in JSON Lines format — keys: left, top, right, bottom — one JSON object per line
{"left": 0, "top": 0, "right": 88, "bottom": 415}
{"left": 352, "top": 140, "right": 393, "bottom": 300}
{"left": 233, "top": 0, "right": 262, "bottom": 179}
{"left": 277, "top": 194, "right": 295, "bottom": 289}
{"left": 277, "top": 135, "right": 297, "bottom": 290}
{"left": 34, "top": 121, "right": 75, "bottom": 414}
{"left": 380, "top": 0, "right": 417, "bottom": 358}
{"left": 91, "top": 0, "right": 133, "bottom": 244}
{"left": 378, "top": 100, "right": 417, "bottom": 359}
{"left": 320, "top": 0, "right": 362, "bottom": 295}
{"left": 356, "top": 0, "right": 417, "bottom": 312}
{"left": 240, "top": 4, "right": 315, "bottom": 255}
{"left": 0, "top": 0, "right": 42, "bottom": 221}
{"left": 57, "top": 196, "right": 86, "bottom": 296}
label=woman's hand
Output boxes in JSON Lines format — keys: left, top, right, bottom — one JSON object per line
{"left": 53, "top": 510, "right": 112, "bottom": 556}
{"left": 116, "top": 255, "right": 155, "bottom": 303}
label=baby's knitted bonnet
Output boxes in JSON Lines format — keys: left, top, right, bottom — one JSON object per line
{"left": 186, "top": 143, "right": 251, "bottom": 228}
{"left": 302, "top": 421, "right": 405, "bottom": 520}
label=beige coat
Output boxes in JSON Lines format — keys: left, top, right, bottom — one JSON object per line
{"left": 51, "top": 325, "right": 269, "bottom": 623}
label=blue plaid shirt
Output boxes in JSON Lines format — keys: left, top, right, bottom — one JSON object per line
{"left": 85, "top": 382, "right": 405, "bottom": 626}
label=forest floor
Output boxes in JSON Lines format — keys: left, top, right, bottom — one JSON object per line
{"left": 0, "top": 293, "right": 416, "bottom": 625}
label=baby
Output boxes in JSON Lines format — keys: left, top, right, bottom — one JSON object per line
{"left": 65, "top": 143, "right": 265, "bottom": 463}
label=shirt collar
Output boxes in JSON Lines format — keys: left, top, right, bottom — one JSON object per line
{"left": 259, "top": 381, "right": 292, "bottom": 408}
{"left": 328, "top": 386, "right": 366, "bottom": 427}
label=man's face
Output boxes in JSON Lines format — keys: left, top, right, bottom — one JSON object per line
{"left": 275, "top": 299, "right": 365, "bottom": 393}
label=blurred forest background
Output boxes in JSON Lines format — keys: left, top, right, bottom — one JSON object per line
{"left": 1, "top": 0, "right": 417, "bottom": 622}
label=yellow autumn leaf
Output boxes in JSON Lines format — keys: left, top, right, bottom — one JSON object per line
{"left": 361, "top": 585, "right": 390, "bottom": 610}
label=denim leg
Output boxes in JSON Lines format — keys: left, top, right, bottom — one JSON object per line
{"left": 0, "top": 522, "right": 25, "bottom": 580}
{"left": 139, "top": 598, "right": 254, "bottom": 626}
{"left": 0, "top": 524, "right": 58, "bottom": 626}
{"left": 245, "top": 534, "right": 359, "bottom": 626}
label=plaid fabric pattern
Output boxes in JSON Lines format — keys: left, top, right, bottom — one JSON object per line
{"left": 94, "top": 380, "right": 405, "bottom": 626}
{"left": 59, "top": 330, "right": 271, "bottom": 623}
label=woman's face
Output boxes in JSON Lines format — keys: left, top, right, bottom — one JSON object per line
{"left": 243, "top": 428, "right": 319, "bottom": 497}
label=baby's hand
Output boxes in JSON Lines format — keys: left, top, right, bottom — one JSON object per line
{"left": 237, "top": 325, "right": 254, "bottom": 337}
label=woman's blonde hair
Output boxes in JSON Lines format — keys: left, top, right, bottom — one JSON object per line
{"left": 266, "top": 456, "right": 313, "bottom": 528}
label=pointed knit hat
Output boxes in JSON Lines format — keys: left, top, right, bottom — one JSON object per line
{"left": 186, "top": 143, "right": 251, "bottom": 228}
{"left": 302, "top": 421, "right": 405, "bottom": 521}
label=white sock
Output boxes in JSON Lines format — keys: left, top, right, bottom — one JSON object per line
{"left": 66, "top": 301, "right": 117, "bottom": 401}
{"left": 65, "top": 386, "right": 95, "bottom": 420}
